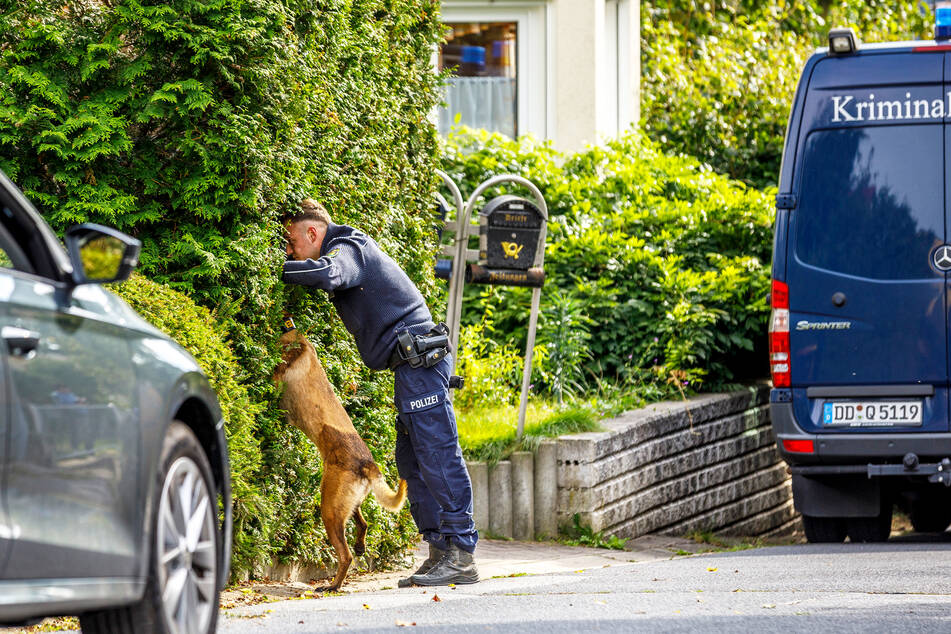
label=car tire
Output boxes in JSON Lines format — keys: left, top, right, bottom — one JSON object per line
{"left": 846, "top": 504, "right": 893, "bottom": 543}
{"left": 802, "top": 515, "right": 847, "bottom": 543}
{"left": 80, "top": 422, "right": 220, "bottom": 634}
{"left": 909, "top": 502, "right": 951, "bottom": 533}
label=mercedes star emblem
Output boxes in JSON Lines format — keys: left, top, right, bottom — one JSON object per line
{"left": 935, "top": 245, "right": 951, "bottom": 271}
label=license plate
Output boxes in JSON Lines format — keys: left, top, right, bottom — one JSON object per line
{"left": 822, "top": 401, "right": 923, "bottom": 427}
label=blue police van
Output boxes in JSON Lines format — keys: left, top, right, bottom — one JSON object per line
{"left": 771, "top": 20, "right": 951, "bottom": 542}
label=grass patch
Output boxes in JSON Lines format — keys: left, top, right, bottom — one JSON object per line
{"left": 558, "top": 514, "right": 628, "bottom": 551}
{"left": 456, "top": 399, "right": 602, "bottom": 463}
{"left": 684, "top": 530, "right": 779, "bottom": 552}
{"left": 455, "top": 371, "right": 686, "bottom": 463}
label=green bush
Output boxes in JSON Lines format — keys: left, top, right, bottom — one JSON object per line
{"left": 111, "top": 275, "right": 267, "bottom": 573}
{"left": 454, "top": 319, "right": 524, "bottom": 411}
{"left": 538, "top": 289, "right": 593, "bottom": 404}
{"left": 441, "top": 128, "right": 773, "bottom": 391}
{"left": 641, "top": 1, "right": 933, "bottom": 187}
{"left": 0, "top": 1, "right": 442, "bottom": 575}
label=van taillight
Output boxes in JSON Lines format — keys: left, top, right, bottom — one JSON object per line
{"left": 782, "top": 439, "right": 814, "bottom": 454}
{"left": 769, "top": 280, "right": 790, "bottom": 387}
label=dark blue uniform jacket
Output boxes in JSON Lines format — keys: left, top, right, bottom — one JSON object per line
{"left": 282, "top": 223, "right": 433, "bottom": 370}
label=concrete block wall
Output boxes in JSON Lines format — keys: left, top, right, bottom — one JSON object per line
{"left": 557, "top": 385, "right": 797, "bottom": 539}
{"left": 467, "top": 385, "right": 798, "bottom": 541}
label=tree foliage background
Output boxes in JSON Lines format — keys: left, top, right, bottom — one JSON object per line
{"left": 641, "top": 0, "right": 933, "bottom": 188}
{"left": 0, "top": 0, "right": 444, "bottom": 575}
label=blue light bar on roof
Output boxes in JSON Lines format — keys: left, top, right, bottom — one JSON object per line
{"left": 937, "top": 1, "right": 951, "bottom": 40}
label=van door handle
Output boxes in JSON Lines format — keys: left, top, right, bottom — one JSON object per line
{"left": 2, "top": 326, "right": 40, "bottom": 357}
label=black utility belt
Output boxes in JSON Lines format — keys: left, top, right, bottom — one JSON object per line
{"left": 389, "top": 323, "right": 451, "bottom": 370}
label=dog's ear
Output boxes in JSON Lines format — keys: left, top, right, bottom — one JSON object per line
{"left": 277, "top": 335, "right": 309, "bottom": 370}
{"left": 279, "top": 328, "right": 300, "bottom": 346}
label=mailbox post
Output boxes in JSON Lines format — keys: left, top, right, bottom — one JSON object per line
{"left": 434, "top": 172, "right": 547, "bottom": 438}
{"left": 434, "top": 170, "right": 466, "bottom": 355}
{"left": 462, "top": 176, "right": 548, "bottom": 439}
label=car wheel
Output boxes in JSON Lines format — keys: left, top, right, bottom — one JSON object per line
{"left": 846, "top": 504, "right": 893, "bottom": 543}
{"left": 80, "top": 422, "right": 220, "bottom": 634}
{"left": 909, "top": 502, "right": 951, "bottom": 533}
{"left": 802, "top": 515, "right": 847, "bottom": 543}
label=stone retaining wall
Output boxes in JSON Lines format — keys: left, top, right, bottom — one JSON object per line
{"left": 468, "top": 384, "right": 799, "bottom": 540}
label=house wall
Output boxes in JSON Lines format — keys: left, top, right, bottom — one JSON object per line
{"left": 441, "top": 0, "right": 640, "bottom": 152}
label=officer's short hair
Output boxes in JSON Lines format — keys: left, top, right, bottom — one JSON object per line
{"left": 286, "top": 198, "right": 332, "bottom": 227}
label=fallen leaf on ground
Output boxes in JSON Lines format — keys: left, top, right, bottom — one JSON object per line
{"left": 762, "top": 604, "right": 776, "bottom": 609}
{"left": 432, "top": 594, "right": 441, "bottom": 602}
{"left": 707, "top": 567, "right": 718, "bottom": 572}
{"left": 362, "top": 603, "right": 371, "bottom": 610}
{"left": 395, "top": 620, "right": 417, "bottom": 627}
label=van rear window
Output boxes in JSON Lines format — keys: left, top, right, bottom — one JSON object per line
{"left": 795, "top": 126, "right": 942, "bottom": 280}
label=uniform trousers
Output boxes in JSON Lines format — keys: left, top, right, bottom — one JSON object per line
{"left": 393, "top": 353, "right": 478, "bottom": 553}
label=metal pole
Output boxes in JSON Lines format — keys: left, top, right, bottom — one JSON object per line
{"left": 435, "top": 170, "right": 466, "bottom": 370}
{"left": 517, "top": 286, "right": 543, "bottom": 439}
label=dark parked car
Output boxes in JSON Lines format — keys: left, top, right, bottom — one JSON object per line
{"left": 0, "top": 170, "right": 231, "bottom": 633}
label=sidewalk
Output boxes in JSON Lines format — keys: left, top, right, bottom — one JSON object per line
{"left": 225, "top": 534, "right": 710, "bottom": 602}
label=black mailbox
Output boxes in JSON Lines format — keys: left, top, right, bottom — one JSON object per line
{"left": 479, "top": 195, "right": 543, "bottom": 271}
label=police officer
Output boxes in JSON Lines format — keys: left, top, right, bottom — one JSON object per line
{"left": 282, "top": 199, "right": 479, "bottom": 587}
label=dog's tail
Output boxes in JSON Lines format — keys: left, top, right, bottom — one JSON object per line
{"left": 368, "top": 466, "right": 408, "bottom": 512}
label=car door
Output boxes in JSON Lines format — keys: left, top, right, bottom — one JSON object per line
{"left": 0, "top": 185, "right": 141, "bottom": 580}
{"left": 0, "top": 274, "right": 13, "bottom": 574}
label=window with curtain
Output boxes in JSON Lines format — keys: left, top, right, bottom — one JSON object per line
{"left": 439, "top": 22, "right": 517, "bottom": 138}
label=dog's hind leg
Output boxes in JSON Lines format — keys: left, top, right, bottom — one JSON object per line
{"left": 322, "top": 500, "right": 353, "bottom": 592}
{"left": 353, "top": 506, "right": 368, "bottom": 557}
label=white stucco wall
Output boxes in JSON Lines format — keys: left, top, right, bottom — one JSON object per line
{"left": 441, "top": 0, "right": 640, "bottom": 152}
{"left": 553, "top": 0, "right": 640, "bottom": 151}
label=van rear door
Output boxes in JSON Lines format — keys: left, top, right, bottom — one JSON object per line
{"left": 786, "top": 52, "right": 949, "bottom": 434}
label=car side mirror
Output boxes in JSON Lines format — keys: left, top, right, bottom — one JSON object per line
{"left": 64, "top": 223, "right": 141, "bottom": 285}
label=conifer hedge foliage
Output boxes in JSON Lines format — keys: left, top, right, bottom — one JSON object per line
{"left": 0, "top": 0, "right": 443, "bottom": 575}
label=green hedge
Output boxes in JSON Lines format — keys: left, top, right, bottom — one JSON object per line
{"left": 641, "top": 0, "right": 932, "bottom": 187}
{"left": 0, "top": 1, "right": 442, "bottom": 575}
{"left": 111, "top": 275, "right": 267, "bottom": 573}
{"left": 441, "top": 128, "right": 774, "bottom": 390}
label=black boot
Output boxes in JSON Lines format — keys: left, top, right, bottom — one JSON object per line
{"left": 409, "top": 544, "right": 479, "bottom": 586}
{"left": 398, "top": 543, "right": 447, "bottom": 588}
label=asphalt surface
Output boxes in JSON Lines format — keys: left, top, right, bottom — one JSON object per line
{"left": 219, "top": 537, "right": 951, "bottom": 633}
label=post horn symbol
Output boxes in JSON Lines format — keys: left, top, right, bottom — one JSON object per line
{"left": 501, "top": 241, "right": 524, "bottom": 260}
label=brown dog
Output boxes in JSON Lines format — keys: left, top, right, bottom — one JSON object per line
{"left": 274, "top": 326, "right": 408, "bottom": 591}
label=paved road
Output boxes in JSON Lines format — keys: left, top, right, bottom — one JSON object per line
{"left": 220, "top": 537, "right": 951, "bottom": 633}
